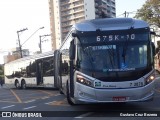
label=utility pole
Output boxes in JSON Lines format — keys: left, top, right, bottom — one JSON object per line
{"left": 17, "top": 28, "right": 28, "bottom": 58}
{"left": 124, "top": 11, "right": 127, "bottom": 17}
{"left": 39, "top": 36, "right": 42, "bottom": 53}
{"left": 17, "top": 27, "right": 44, "bottom": 58}
{"left": 39, "top": 34, "right": 50, "bottom": 53}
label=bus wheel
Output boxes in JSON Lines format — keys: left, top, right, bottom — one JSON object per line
{"left": 66, "top": 82, "right": 74, "bottom": 105}
{"left": 59, "top": 89, "right": 64, "bottom": 94}
{"left": 15, "top": 81, "right": 20, "bottom": 89}
{"left": 21, "top": 80, "right": 26, "bottom": 89}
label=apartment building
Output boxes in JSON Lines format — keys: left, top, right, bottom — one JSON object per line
{"left": 48, "top": 0, "right": 116, "bottom": 50}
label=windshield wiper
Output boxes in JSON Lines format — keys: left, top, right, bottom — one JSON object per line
{"left": 96, "top": 29, "right": 116, "bottom": 68}
{"left": 122, "top": 26, "right": 134, "bottom": 64}
{"left": 77, "top": 38, "right": 95, "bottom": 71}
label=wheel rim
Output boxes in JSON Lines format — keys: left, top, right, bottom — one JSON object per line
{"left": 22, "top": 82, "right": 26, "bottom": 89}
{"left": 16, "top": 82, "right": 19, "bottom": 88}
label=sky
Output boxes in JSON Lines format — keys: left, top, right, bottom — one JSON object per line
{"left": 0, "top": 0, "right": 51, "bottom": 64}
{"left": 116, "top": 0, "right": 147, "bottom": 17}
{"left": 0, "top": 0, "right": 147, "bottom": 64}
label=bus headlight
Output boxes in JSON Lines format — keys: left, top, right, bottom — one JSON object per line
{"left": 146, "top": 74, "right": 155, "bottom": 85}
{"left": 76, "top": 74, "right": 94, "bottom": 87}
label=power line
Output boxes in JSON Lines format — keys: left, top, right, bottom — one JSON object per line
{"left": 117, "top": 11, "right": 139, "bottom": 18}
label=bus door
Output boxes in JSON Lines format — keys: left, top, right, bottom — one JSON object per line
{"left": 54, "top": 50, "right": 62, "bottom": 89}
{"left": 36, "top": 59, "right": 43, "bottom": 85}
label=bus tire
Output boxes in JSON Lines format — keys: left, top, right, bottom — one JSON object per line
{"left": 15, "top": 80, "right": 20, "bottom": 89}
{"left": 66, "top": 82, "right": 74, "bottom": 105}
{"left": 59, "top": 89, "right": 64, "bottom": 94}
{"left": 21, "top": 80, "right": 26, "bottom": 89}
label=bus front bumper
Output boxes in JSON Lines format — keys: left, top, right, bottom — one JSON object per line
{"left": 74, "top": 81, "right": 155, "bottom": 104}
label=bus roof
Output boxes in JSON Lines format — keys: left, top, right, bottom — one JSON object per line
{"left": 5, "top": 51, "right": 55, "bottom": 64}
{"left": 73, "top": 18, "right": 149, "bottom": 31}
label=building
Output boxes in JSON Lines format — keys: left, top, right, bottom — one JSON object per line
{"left": 3, "top": 53, "right": 20, "bottom": 64}
{"left": 3, "top": 48, "right": 30, "bottom": 63}
{"left": 150, "top": 25, "right": 160, "bottom": 48}
{"left": 48, "top": 0, "right": 116, "bottom": 50}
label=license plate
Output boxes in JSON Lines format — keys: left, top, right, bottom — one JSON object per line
{"left": 112, "top": 96, "right": 126, "bottom": 101}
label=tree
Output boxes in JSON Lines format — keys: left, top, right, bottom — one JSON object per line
{"left": 0, "top": 65, "right": 4, "bottom": 80}
{"left": 134, "top": 0, "right": 160, "bottom": 27}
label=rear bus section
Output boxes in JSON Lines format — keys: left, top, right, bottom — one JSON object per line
{"left": 4, "top": 51, "right": 57, "bottom": 89}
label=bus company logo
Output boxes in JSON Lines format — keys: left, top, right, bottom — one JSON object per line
{"left": 1, "top": 112, "right": 11, "bottom": 117}
{"left": 1, "top": 112, "right": 42, "bottom": 118}
{"left": 95, "top": 81, "right": 101, "bottom": 87}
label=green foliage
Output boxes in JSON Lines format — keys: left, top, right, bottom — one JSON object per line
{"left": 0, "top": 65, "right": 4, "bottom": 80}
{"left": 134, "top": 0, "right": 160, "bottom": 27}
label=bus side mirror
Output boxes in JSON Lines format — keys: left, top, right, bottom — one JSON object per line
{"left": 72, "top": 33, "right": 77, "bottom": 37}
{"left": 151, "top": 42, "right": 155, "bottom": 56}
{"left": 69, "top": 40, "right": 75, "bottom": 60}
{"left": 151, "top": 31, "right": 156, "bottom": 35}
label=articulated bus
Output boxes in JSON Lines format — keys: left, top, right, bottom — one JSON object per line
{"left": 55, "top": 18, "right": 156, "bottom": 105}
{"left": 4, "top": 51, "right": 57, "bottom": 89}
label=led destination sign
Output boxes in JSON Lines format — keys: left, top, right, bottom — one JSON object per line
{"left": 80, "top": 33, "right": 148, "bottom": 44}
{"left": 96, "top": 33, "right": 148, "bottom": 42}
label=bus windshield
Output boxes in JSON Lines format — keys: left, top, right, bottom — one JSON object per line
{"left": 78, "top": 42, "right": 148, "bottom": 71}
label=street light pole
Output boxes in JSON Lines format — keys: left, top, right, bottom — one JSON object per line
{"left": 17, "top": 28, "right": 28, "bottom": 58}
{"left": 39, "top": 34, "right": 50, "bottom": 53}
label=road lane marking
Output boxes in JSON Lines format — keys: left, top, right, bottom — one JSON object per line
{"left": 23, "top": 96, "right": 49, "bottom": 100}
{"left": 75, "top": 112, "right": 94, "bottom": 118}
{"left": 24, "top": 99, "right": 36, "bottom": 103}
{"left": 10, "top": 89, "right": 22, "bottom": 103}
{"left": 23, "top": 106, "right": 36, "bottom": 110}
{"left": 0, "top": 100, "right": 19, "bottom": 103}
{"left": 38, "top": 90, "right": 54, "bottom": 96}
{"left": 41, "top": 96, "right": 49, "bottom": 99}
{"left": 1, "top": 105, "right": 15, "bottom": 109}
{"left": 46, "top": 99, "right": 70, "bottom": 106}
{"left": 45, "top": 101, "right": 56, "bottom": 105}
